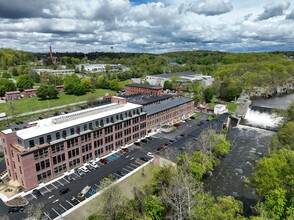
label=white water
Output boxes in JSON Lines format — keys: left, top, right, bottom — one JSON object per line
{"left": 244, "top": 108, "right": 284, "bottom": 128}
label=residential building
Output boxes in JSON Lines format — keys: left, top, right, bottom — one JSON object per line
{"left": 5, "top": 91, "right": 21, "bottom": 101}
{"left": 0, "top": 96, "right": 147, "bottom": 190}
{"left": 125, "top": 83, "right": 163, "bottom": 96}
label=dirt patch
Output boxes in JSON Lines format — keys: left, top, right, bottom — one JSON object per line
{"left": 5, "top": 196, "right": 28, "bottom": 206}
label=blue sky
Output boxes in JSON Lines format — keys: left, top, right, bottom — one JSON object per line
{"left": 0, "top": 0, "right": 293, "bottom": 53}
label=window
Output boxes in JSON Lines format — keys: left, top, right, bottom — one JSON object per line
{"left": 47, "top": 135, "right": 51, "bottom": 143}
{"left": 62, "top": 130, "right": 67, "bottom": 138}
{"left": 70, "top": 128, "right": 74, "bottom": 135}
{"left": 76, "top": 126, "right": 80, "bottom": 134}
{"left": 29, "top": 140, "right": 35, "bottom": 148}
{"left": 39, "top": 137, "right": 44, "bottom": 145}
{"left": 84, "top": 124, "right": 88, "bottom": 131}
{"left": 56, "top": 132, "right": 60, "bottom": 139}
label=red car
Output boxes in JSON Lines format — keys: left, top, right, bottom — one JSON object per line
{"left": 100, "top": 158, "right": 108, "bottom": 164}
{"left": 157, "top": 146, "right": 166, "bottom": 151}
{"left": 122, "top": 148, "right": 129, "bottom": 153}
{"left": 173, "top": 123, "right": 181, "bottom": 127}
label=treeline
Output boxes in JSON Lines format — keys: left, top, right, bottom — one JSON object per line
{"left": 249, "top": 104, "right": 294, "bottom": 219}
{"left": 0, "top": 48, "right": 35, "bottom": 68}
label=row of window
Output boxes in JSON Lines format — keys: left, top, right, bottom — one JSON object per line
{"left": 37, "top": 170, "right": 52, "bottom": 183}
{"left": 35, "top": 159, "right": 50, "bottom": 172}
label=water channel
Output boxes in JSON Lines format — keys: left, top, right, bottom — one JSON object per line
{"left": 204, "top": 93, "right": 293, "bottom": 216}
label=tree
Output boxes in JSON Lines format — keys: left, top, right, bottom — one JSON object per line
{"left": 277, "top": 121, "right": 294, "bottom": 148}
{"left": 28, "top": 70, "right": 40, "bottom": 83}
{"left": 203, "top": 86, "right": 215, "bottom": 102}
{"left": 27, "top": 203, "right": 44, "bottom": 220}
{"left": 206, "top": 196, "right": 245, "bottom": 220}
{"left": 143, "top": 195, "right": 164, "bottom": 220}
{"left": 109, "top": 79, "right": 121, "bottom": 91}
{"left": 192, "top": 81, "right": 203, "bottom": 103}
{"left": 1, "top": 72, "right": 11, "bottom": 79}
{"left": 36, "top": 85, "right": 59, "bottom": 100}
{"left": 16, "top": 74, "right": 34, "bottom": 91}
{"left": 81, "top": 78, "right": 94, "bottom": 92}
{"left": 74, "top": 84, "right": 87, "bottom": 96}
{"left": 0, "top": 78, "right": 16, "bottom": 96}
{"left": 164, "top": 80, "right": 173, "bottom": 90}
{"left": 64, "top": 74, "right": 81, "bottom": 94}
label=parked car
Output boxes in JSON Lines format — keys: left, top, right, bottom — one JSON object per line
{"left": 76, "top": 169, "right": 85, "bottom": 177}
{"left": 86, "top": 165, "right": 94, "bottom": 170}
{"left": 8, "top": 206, "right": 24, "bottom": 213}
{"left": 157, "top": 146, "right": 166, "bottom": 151}
{"left": 140, "top": 139, "right": 148, "bottom": 143}
{"left": 59, "top": 188, "right": 70, "bottom": 195}
{"left": 122, "top": 148, "right": 129, "bottom": 153}
{"left": 134, "top": 141, "right": 141, "bottom": 146}
{"left": 79, "top": 167, "right": 89, "bottom": 173}
{"left": 139, "top": 157, "right": 149, "bottom": 162}
{"left": 90, "top": 162, "right": 99, "bottom": 169}
{"left": 147, "top": 152, "right": 153, "bottom": 157}
{"left": 173, "top": 123, "right": 181, "bottom": 127}
{"left": 100, "top": 158, "right": 108, "bottom": 164}
{"left": 65, "top": 175, "right": 74, "bottom": 181}
{"left": 32, "top": 189, "right": 42, "bottom": 197}
{"left": 70, "top": 196, "right": 80, "bottom": 205}
{"left": 146, "top": 136, "right": 153, "bottom": 141}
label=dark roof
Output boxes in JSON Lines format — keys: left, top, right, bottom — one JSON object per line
{"left": 120, "top": 94, "right": 172, "bottom": 106}
{"left": 125, "top": 83, "right": 163, "bottom": 90}
{"left": 144, "top": 96, "right": 193, "bottom": 115}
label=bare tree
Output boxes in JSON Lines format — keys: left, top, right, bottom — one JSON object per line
{"left": 161, "top": 169, "right": 203, "bottom": 220}
{"left": 26, "top": 203, "right": 44, "bottom": 220}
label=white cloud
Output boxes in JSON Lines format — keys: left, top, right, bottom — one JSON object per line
{"left": 186, "top": 0, "right": 233, "bottom": 16}
{"left": 256, "top": 1, "right": 290, "bottom": 20}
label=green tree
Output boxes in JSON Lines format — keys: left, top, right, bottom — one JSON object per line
{"left": 109, "top": 79, "right": 121, "bottom": 91}
{"left": 1, "top": 72, "right": 11, "bottom": 79}
{"left": 74, "top": 84, "right": 87, "bottom": 96}
{"left": 163, "top": 80, "right": 173, "bottom": 90}
{"left": 203, "top": 86, "right": 215, "bottom": 102}
{"left": 64, "top": 74, "right": 81, "bottom": 94}
{"left": 81, "top": 78, "right": 94, "bottom": 92}
{"left": 143, "top": 195, "right": 164, "bottom": 220}
{"left": 16, "top": 74, "right": 34, "bottom": 91}
{"left": 277, "top": 121, "right": 294, "bottom": 148}
{"left": 36, "top": 85, "right": 58, "bottom": 100}
{"left": 0, "top": 78, "right": 16, "bottom": 96}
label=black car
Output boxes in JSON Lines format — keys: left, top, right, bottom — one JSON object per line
{"left": 59, "top": 188, "right": 70, "bottom": 195}
{"left": 116, "top": 171, "right": 126, "bottom": 176}
{"left": 70, "top": 196, "right": 80, "bottom": 205}
{"left": 134, "top": 141, "right": 141, "bottom": 146}
{"left": 32, "top": 189, "right": 42, "bottom": 197}
{"left": 139, "top": 157, "right": 149, "bottom": 162}
{"left": 8, "top": 206, "right": 24, "bottom": 213}
{"left": 140, "top": 139, "right": 148, "bottom": 143}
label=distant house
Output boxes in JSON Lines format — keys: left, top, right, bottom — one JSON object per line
{"left": 24, "top": 89, "right": 37, "bottom": 98}
{"left": 5, "top": 91, "right": 21, "bottom": 101}
{"left": 125, "top": 83, "right": 163, "bottom": 96}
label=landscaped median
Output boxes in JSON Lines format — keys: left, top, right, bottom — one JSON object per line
{"left": 64, "top": 162, "right": 156, "bottom": 220}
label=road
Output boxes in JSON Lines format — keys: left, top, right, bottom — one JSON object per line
{"left": 0, "top": 113, "right": 228, "bottom": 220}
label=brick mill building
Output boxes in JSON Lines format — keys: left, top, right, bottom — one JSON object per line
{"left": 125, "top": 83, "right": 163, "bottom": 96}
{"left": 0, "top": 96, "right": 194, "bottom": 190}
{"left": 23, "top": 89, "right": 37, "bottom": 98}
{"left": 5, "top": 91, "right": 21, "bottom": 101}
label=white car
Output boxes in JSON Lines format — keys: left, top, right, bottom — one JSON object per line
{"left": 90, "top": 162, "right": 99, "bottom": 169}
{"left": 79, "top": 166, "right": 89, "bottom": 173}
{"left": 147, "top": 152, "right": 153, "bottom": 157}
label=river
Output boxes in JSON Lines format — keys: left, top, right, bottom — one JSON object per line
{"left": 204, "top": 93, "right": 293, "bottom": 216}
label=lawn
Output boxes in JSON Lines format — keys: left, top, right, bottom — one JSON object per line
{"left": 0, "top": 89, "right": 115, "bottom": 116}
{"left": 64, "top": 163, "right": 156, "bottom": 220}
{"left": 118, "top": 79, "right": 133, "bottom": 88}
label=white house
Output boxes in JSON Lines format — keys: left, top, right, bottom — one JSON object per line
{"left": 214, "top": 104, "right": 228, "bottom": 115}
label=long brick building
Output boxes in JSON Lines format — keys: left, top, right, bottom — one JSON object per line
{"left": 125, "top": 83, "right": 163, "bottom": 96}
{"left": 0, "top": 96, "right": 194, "bottom": 190}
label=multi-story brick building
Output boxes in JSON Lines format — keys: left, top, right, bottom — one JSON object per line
{"left": 125, "top": 83, "right": 163, "bottom": 96}
{"left": 0, "top": 96, "right": 147, "bottom": 190}
{"left": 144, "top": 97, "right": 194, "bottom": 131}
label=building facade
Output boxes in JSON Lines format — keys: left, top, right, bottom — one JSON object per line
{"left": 125, "top": 83, "right": 163, "bottom": 96}
{"left": 23, "top": 89, "right": 37, "bottom": 98}
{"left": 144, "top": 97, "right": 194, "bottom": 131}
{"left": 0, "top": 96, "right": 147, "bottom": 190}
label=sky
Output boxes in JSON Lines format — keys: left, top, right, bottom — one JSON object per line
{"left": 0, "top": 0, "right": 293, "bottom": 53}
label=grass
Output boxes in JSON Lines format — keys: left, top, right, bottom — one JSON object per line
{"left": 226, "top": 102, "right": 238, "bottom": 112}
{"left": 0, "top": 89, "right": 115, "bottom": 116}
{"left": 64, "top": 163, "right": 156, "bottom": 220}
{"left": 118, "top": 79, "right": 133, "bottom": 88}
{"left": 191, "top": 113, "right": 201, "bottom": 119}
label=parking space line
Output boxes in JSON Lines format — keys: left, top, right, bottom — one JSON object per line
{"left": 123, "top": 167, "right": 131, "bottom": 172}
{"left": 40, "top": 191, "right": 45, "bottom": 196}
{"left": 66, "top": 200, "right": 74, "bottom": 207}
{"left": 57, "top": 180, "right": 64, "bottom": 186}
{"left": 45, "top": 186, "right": 51, "bottom": 192}
{"left": 127, "top": 166, "right": 134, "bottom": 170}
{"left": 31, "top": 194, "right": 37, "bottom": 199}
{"left": 94, "top": 183, "right": 99, "bottom": 188}
{"left": 51, "top": 183, "right": 58, "bottom": 189}
{"left": 130, "top": 163, "right": 139, "bottom": 168}
{"left": 44, "top": 212, "right": 52, "bottom": 220}
{"left": 114, "top": 173, "right": 122, "bottom": 178}
{"left": 73, "top": 173, "right": 80, "bottom": 178}
{"left": 52, "top": 208, "right": 60, "bottom": 216}
{"left": 59, "top": 204, "right": 67, "bottom": 211}
{"left": 63, "top": 178, "right": 70, "bottom": 183}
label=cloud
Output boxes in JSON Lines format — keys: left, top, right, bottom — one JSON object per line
{"left": 286, "top": 9, "right": 294, "bottom": 19}
{"left": 186, "top": 0, "right": 233, "bottom": 16}
{"left": 256, "top": 1, "right": 290, "bottom": 21}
